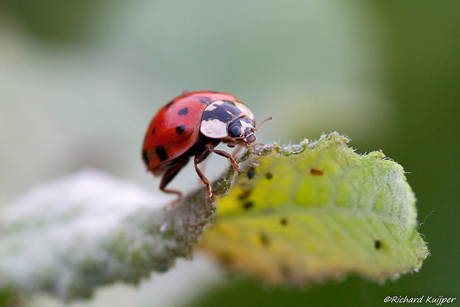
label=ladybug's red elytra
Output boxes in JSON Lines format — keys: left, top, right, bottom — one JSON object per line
{"left": 142, "top": 91, "right": 271, "bottom": 204}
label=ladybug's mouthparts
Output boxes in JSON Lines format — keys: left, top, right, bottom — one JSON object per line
{"left": 245, "top": 133, "right": 256, "bottom": 143}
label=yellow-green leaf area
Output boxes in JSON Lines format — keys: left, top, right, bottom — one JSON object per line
{"left": 200, "top": 133, "right": 428, "bottom": 285}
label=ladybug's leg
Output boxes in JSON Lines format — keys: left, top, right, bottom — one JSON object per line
{"left": 194, "top": 141, "right": 242, "bottom": 202}
{"left": 194, "top": 155, "right": 213, "bottom": 203}
{"left": 206, "top": 144, "right": 243, "bottom": 175}
{"left": 159, "top": 156, "right": 189, "bottom": 206}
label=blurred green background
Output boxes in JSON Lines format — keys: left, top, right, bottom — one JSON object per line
{"left": 1, "top": 0, "right": 458, "bottom": 306}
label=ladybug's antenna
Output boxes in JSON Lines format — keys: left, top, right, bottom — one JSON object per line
{"left": 254, "top": 116, "right": 273, "bottom": 131}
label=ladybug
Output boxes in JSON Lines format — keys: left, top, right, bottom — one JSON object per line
{"left": 142, "top": 91, "right": 271, "bottom": 204}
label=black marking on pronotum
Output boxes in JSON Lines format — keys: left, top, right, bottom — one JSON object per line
{"left": 178, "top": 107, "right": 189, "bottom": 116}
{"left": 374, "top": 240, "right": 382, "bottom": 250}
{"left": 259, "top": 232, "right": 270, "bottom": 247}
{"left": 243, "top": 201, "right": 254, "bottom": 210}
{"left": 198, "top": 97, "right": 212, "bottom": 105}
{"left": 265, "top": 172, "right": 273, "bottom": 180}
{"left": 201, "top": 101, "right": 242, "bottom": 123}
{"left": 151, "top": 126, "right": 156, "bottom": 135}
{"left": 175, "top": 125, "right": 186, "bottom": 135}
{"left": 280, "top": 217, "right": 288, "bottom": 226}
{"left": 142, "top": 150, "right": 149, "bottom": 167}
{"left": 247, "top": 167, "right": 256, "bottom": 179}
{"left": 164, "top": 100, "right": 174, "bottom": 108}
{"left": 156, "top": 145, "right": 168, "bottom": 162}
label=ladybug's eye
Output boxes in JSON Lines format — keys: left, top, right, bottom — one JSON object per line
{"left": 229, "top": 124, "right": 242, "bottom": 137}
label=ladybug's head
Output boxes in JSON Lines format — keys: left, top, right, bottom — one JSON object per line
{"left": 228, "top": 117, "right": 256, "bottom": 144}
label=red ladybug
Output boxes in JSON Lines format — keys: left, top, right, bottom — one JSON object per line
{"left": 142, "top": 91, "right": 271, "bottom": 203}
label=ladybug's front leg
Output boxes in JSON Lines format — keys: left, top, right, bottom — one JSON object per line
{"left": 194, "top": 142, "right": 243, "bottom": 202}
{"left": 206, "top": 145, "right": 242, "bottom": 175}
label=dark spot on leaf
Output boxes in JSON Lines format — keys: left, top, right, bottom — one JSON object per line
{"left": 280, "top": 217, "right": 288, "bottom": 226}
{"left": 310, "top": 168, "right": 323, "bottom": 176}
{"left": 221, "top": 251, "right": 233, "bottom": 265}
{"left": 243, "top": 201, "right": 254, "bottom": 210}
{"left": 142, "top": 150, "right": 149, "bottom": 167}
{"left": 164, "top": 100, "right": 174, "bottom": 108}
{"left": 247, "top": 167, "right": 256, "bottom": 179}
{"left": 265, "top": 172, "right": 273, "bottom": 179}
{"left": 156, "top": 145, "right": 168, "bottom": 162}
{"left": 157, "top": 264, "right": 169, "bottom": 272}
{"left": 176, "top": 125, "right": 186, "bottom": 135}
{"left": 263, "top": 208, "right": 275, "bottom": 215}
{"left": 178, "top": 107, "right": 188, "bottom": 115}
{"left": 151, "top": 126, "right": 156, "bottom": 135}
{"left": 259, "top": 232, "right": 270, "bottom": 247}
{"left": 280, "top": 264, "right": 290, "bottom": 278}
{"left": 238, "top": 190, "right": 252, "bottom": 200}
{"left": 374, "top": 240, "right": 382, "bottom": 250}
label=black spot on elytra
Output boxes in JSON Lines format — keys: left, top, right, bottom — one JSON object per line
{"left": 374, "top": 240, "right": 382, "bottom": 250}
{"left": 142, "top": 150, "right": 149, "bottom": 167}
{"left": 259, "top": 232, "right": 270, "bottom": 247}
{"left": 201, "top": 101, "right": 242, "bottom": 123}
{"left": 178, "top": 107, "right": 189, "bottom": 116}
{"left": 247, "top": 167, "right": 256, "bottom": 179}
{"left": 265, "top": 172, "right": 273, "bottom": 179}
{"left": 156, "top": 145, "right": 168, "bottom": 162}
{"left": 243, "top": 201, "right": 254, "bottom": 210}
{"left": 310, "top": 168, "right": 324, "bottom": 176}
{"left": 198, "top": 97, "right": 212, "bottom": 105}
{"left": 175, "top": 125, "right": 186, "bottom": 135}
{"left": 164, "top": 100, "right": 174, "bottom": 108}
{"left": 280, "top": 217, "right": 288, "bottom": 226}
{"left": 151, "top": 126, "right": 156, "bottom": 135}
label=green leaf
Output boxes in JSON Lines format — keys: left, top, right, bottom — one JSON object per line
{"left": 199, "top": 132, "right": 428, "bottom": 285}
{"left": 0, "top": 133, "right": 428, "bottom": 302}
